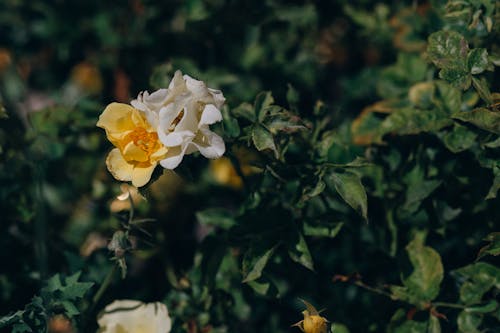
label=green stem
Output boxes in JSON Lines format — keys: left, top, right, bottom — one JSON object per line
{"left": 92, "top": 264, "right": 117, "bottom": 307}
{"left": 386, "top": 208, "right": 397, "bottom": 257}
{"left": 433, "top": 302, "right": 467, "bottom": 309}
{"left": 354, "top": 281, "right": 393, "bottom": 298}
{"left": 34, "top": 163, "right": 48, "bottom": 280}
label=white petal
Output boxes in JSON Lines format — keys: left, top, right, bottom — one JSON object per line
{"left": 131, "top": 99, "right": 146, "bottom": 112}
{"left": 159, "top": 144, "right": 190, "bottom": 169}
{"left": 146, "top": 88, "right": 169, "bottom": 105}
{"left": 168, "top": 70, "right": 184, "bottom": 89}
{"left": 199, "top": 104, "right": 222, "bottom": 126}
{"left": 161, "top": 130, "right": 195, "bottom": 147}
{"left": 175, "top": 102, "right": 199, "bottom": 132}
{"left": 191, "top": 128, "right": 225, "bottom": 158}
{"left": 208, "top": 88, "right": 226, "bottom": 109}
{"left": 97, "top": 300, "right": 171, "bottom": 333}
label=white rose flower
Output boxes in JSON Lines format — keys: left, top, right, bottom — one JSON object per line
{"left": 97, "top": 300, "right": 171, "bottom": 333}
{"left": 131, "top": 70, "right": 226, "bottom": 170}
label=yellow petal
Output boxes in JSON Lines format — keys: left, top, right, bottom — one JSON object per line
{"left": 132, "top": 164, "right": 157, "bottom": 187}
{"left": 106, "top": 148, "right": 133, "bottom": 182}
{"left": 122, "top": 141, "right": 149, "bottom": 162}
{"left": 97, "top": 103, "right": 136, "bottom": 134}
{"left": 150, "top": 146, "right": 169, "bottom": 161}
{"left": 303, "top": 315, "right": 327, "bottom": 333}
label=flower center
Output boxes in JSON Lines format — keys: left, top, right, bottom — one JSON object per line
{"left": 124, "top": 127, "right": 159, "bottom": 154}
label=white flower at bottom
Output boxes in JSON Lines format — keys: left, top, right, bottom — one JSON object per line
{"left": 97, "top": 300, "right": 171, "bottom": 333}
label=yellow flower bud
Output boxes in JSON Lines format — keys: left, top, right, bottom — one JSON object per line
{"left": 292, "top": 300, "right": 329, "bottom": 333}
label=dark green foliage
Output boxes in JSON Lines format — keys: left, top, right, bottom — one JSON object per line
{"left": 0, "top": 0, "right": 499, "bottom": 332}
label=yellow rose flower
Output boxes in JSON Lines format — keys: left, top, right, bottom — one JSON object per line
{"left": 97, "top": 103, "right": 168, "bottom": 187}
{"left": 293, "top": 300, "right": 329, "bottom": 333}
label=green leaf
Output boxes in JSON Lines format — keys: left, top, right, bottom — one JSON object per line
{"left": 12, "top": 322, "right": 32, "bottom": 333}
{"left": 464, "top": 300, "right": 498, "bottom": 314}
{"left": 441, "top": 124, "right": 477, "bottom": 153}
{"left": 391, "top": 232, "right": 443, "bottom": 307}
{"left": 232, "top": 102, "right": 255, "bottom": 123}
{"left": 452, "top": 262, "right": 500, "bottom": 305}
{"left": 477, "top": 232, "right": 500, "bottom": 258}
{"left": 428, "top": 315, "right": 441, "bottom": 333}
{"left": 379, "top": 108, "right": 452, "bottom": 136}
{"left": 61, "top": 300, "right": 80, "bottom": 317}
{"left": 303, "top": 222, "right": 344, "bottom": 238}
{"left": 453, "top": 108, "right": 500, "bottom": 134}
{"left": 433, "top": 80, "right": 462, "bottom": 114}
{"left": 427, "top": 31, "right": 474, "bottom": 89}
{"left": 45, "top": 274, "right": 63, "bottom": 293}
{"left": 457, "top": 311, "right": 482, "bottom": 333}
{"left": 403, "top": 233, "right": 443, "bottom": 302}
{"left": 196, "top": 208, "right": 235, "bottom": 230}
{"left": 301, "top": 180, "right": 326, "bottom": 201}
{"left": 408, "top": 82, "right": 435, "bottom": 109}
{"left": 427, "top": 30, "right": 468, "bottom": 70}
{"left": 288, "top": 231, "right": 314, "bottom": 271}
{"left": 439, "top": 68, "right": 471, "bottom": 89}
{"left": 401, "top": 165, "right": 442, "bottom": 214}
{"left": 0, "top": 311, "right": 24, "bottom": 328}
{"left": 393, "top": 320, "right": 427, "bottom": 333}
{"left": 222, "top": 106, "right": 240, "bottom": 138}
{"left": 242, "top": 246, "right": 277, "bottom": 283}
{"left": 254, "top": 91, "right": 274, "bottom": 123}
{"left": 471, "top": 76, "right": 492, "bottom": 104}
{"left": 251, "top": 124, "right": 277, "bottom": 156}
{"left": 486, "top": 173, "right": 500, "bottom": 199}
{"left": 467, "top": 48, "right": 489, "bottom": 74}
{"left": 328, "top": 171, "right": 368, "bottom": 220}
{"left": 246, "top": 276, "right": 279, "bottom": 297}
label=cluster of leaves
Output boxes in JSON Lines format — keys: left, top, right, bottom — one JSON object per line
{"left": 0, "top": 272, "right": 93, "bottom": 332}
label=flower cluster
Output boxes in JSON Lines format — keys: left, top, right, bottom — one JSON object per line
{"left": 97, "top": 71, "right": 225, "bottom": 187}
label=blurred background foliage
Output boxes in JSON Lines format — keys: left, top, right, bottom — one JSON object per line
{"left": 0, "top": 0, "right": 499, "bottom": 332}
